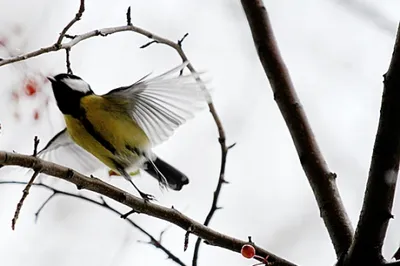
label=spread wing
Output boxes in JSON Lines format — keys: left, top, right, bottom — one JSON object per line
{"left": 38, "top": 128, "right": 104, "bottom": 175}
{"left": 103, "top": 61, "right": 207, "bottom": 147}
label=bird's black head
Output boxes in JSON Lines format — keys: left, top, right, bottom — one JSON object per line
{"left": 48, "top": 73, "right": 93, "bottom": 117}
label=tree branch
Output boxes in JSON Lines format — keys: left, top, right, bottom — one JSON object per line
{"left": 0, "top": 181, "right": 186, "bottom": 266}
{"left": 56, "top": 0, "right": 85, "bottom": 45}
{"left": 11, "top": 136, "right": 41, "bottom": 230}
{"left": 0, "top": 151, "right": 296, "bottom": 266}
{"left": 345, "top": 23, "right": 400, "bottom": 265}
{"left": 240, "top": 0, "right": 353, "bottom": 257}
{"left": 192, "top": 142, "right": 235, "bottom": 266}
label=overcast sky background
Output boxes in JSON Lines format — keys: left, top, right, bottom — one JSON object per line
{"left": 0, "top": 0, "right": 400, "bottom": 265}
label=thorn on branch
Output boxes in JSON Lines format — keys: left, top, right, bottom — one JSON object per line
{"left": 221, "top": 178, "right": 229, "bottom": 184}
{"left": 248, "top": 236, "right": 254, "bottom": 244}
{"left": 140, "top": 40, "right": 159, "bottom": 49}
{"left": 126, "top": 6, "right": 132, "bottom": 26}
{"left": 184, "top": 226, "right": 193, "bottom": 251}
{"left": 32, "top": 136, "right": 40, "bottom": 157}
{"left": 227, "top": 142, "right": 237, "bottom": 150}
{"left": 95, "top": 30, "right": 108, "bottom": 37}
{"left": 64, "top": 34, "right": 77, "bottom": 39}
{"left": 177, "top": 33, "right": 189, "bottom": 48}
{"left": 121, "top": 209, "right": 136, "bottom": 219}
{"left": 65, "top": 48, "right": 73, "bottom": 74}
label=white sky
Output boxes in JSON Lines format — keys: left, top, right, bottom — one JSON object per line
{"left": 0, "top": 0, "right": 400, "bottom": 265}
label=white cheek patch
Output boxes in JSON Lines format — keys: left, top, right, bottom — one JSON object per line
{"left": 62, "top": 78, "right": 91, "bottom": 93}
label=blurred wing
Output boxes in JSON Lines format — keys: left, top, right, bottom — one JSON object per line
{"left": 38, "top": 128, "right": 104, "bottom": 175}
{"left": 104, "top": 61, "right": 207, "bottom": 147}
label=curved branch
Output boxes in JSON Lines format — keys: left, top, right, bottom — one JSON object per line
{"left": 346, "top": 23, "right": 400, "bottom": 265}
{"left": 240, "top": 0, "right": 353, "bottom": 257}
{"left": 0, "top": 151, "right": 296, "bottom": 266}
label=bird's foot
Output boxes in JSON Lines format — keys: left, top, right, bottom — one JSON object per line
{"left": 139, "top": 191, "right": 155, "bottom": 202}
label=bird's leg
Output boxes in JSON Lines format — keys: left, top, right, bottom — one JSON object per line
{"left": 127, "top": 178, "right": 155, "bottom": 202}
{"left": 117, "top": 167, "right": 155, "bottom": 202}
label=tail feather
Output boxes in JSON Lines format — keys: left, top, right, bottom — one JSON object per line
{"left": 142, "top": 157, "right": 189, "bottom": 191}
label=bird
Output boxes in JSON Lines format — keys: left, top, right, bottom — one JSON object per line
{"left": 38, "top": 61, "right": 206, "bottom": 201}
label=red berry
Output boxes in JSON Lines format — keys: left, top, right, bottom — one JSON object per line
{"left": 241, "top": 244, "right": 255, "bottom": 259}
{"left": 24, "top": 79, "right": 38, "bottom": 96}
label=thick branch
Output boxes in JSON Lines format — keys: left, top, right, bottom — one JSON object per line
{"left": 0, "top": 151, "right": 296, "bottom": 266}
{"left": 346, "top": 24, "right": 400, "bottom": 265}
{"left": 240, "top": 0, "right": 353, "bottom": 257}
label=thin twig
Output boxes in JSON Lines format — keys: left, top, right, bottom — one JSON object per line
{"left": 56, "top": 0, "right": 85, "bottom": 45}
{"left": 126, "top": 6, "right": 132, "bottom": 26}
{"left": 1, "top": 181, "right": 186, "bottom": 266}
{"left": 140, "top": 40, "right": 159, "bottom": 49}
{"left": 192, "top": 142, "right": 235, "bottom": 265}
{"left": 345, "top": 24, "right": 400, "bottom": 265}
{"left": 240, "top": 0, "right": 353, "bottom": 257}
{"left": 11, "top": 170, "right": 40, "bottom": 230}
{"left": 65, "top": 48, "right": 73, "bottom": 74}
{"left": 11, "top": 136, "right": 41, "bottom": 230}
{"left": 0, "top": 151, "right": 296, "bottom": 266}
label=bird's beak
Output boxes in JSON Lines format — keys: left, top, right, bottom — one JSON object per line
{"left": 47, "top": 76, "right": 56, "bottom": 83}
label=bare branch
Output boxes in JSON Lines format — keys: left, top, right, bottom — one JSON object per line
{"left": 0, "top": 151, "right": 296, "bottom": 266}
{"left": 1, "top": 181, "right": 186, "bottom": 266}
{"left": 65, "top": 48, "right": 73, "bottom": 74}
{"left": 11, "top": 136, "right": 41, "bottom": 230}
{"left": 11, "top": 170, "right": 40, "bottom": 230}
{"left": 240, "top": 0, "right": 353, "bottom": 257}
{"left": 56, "top": 0, "right": 85, "bottom": 45}
{"left": 192, "top": 138, "right": 234, "bottom": 265}
{"left": 346, "top": 24, "right": 400, "bottom": 265}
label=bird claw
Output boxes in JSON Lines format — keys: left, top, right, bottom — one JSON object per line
{"left": 140, "top": 192, "right": 155, "bottom": 202}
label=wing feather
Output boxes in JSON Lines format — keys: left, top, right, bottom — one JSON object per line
{"left": 38, "top": 128, "right": 104, "bottom": 175}
{"left": 104, "top": 61, "right": 207, "bottom": 146}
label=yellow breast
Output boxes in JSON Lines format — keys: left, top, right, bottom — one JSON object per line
{"left": 64, "top": 95, "right": 150, "bottom": 170}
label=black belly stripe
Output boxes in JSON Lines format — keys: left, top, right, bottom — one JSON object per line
{"left": 79, "top": 114, "right": 116, "bottom": 154}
